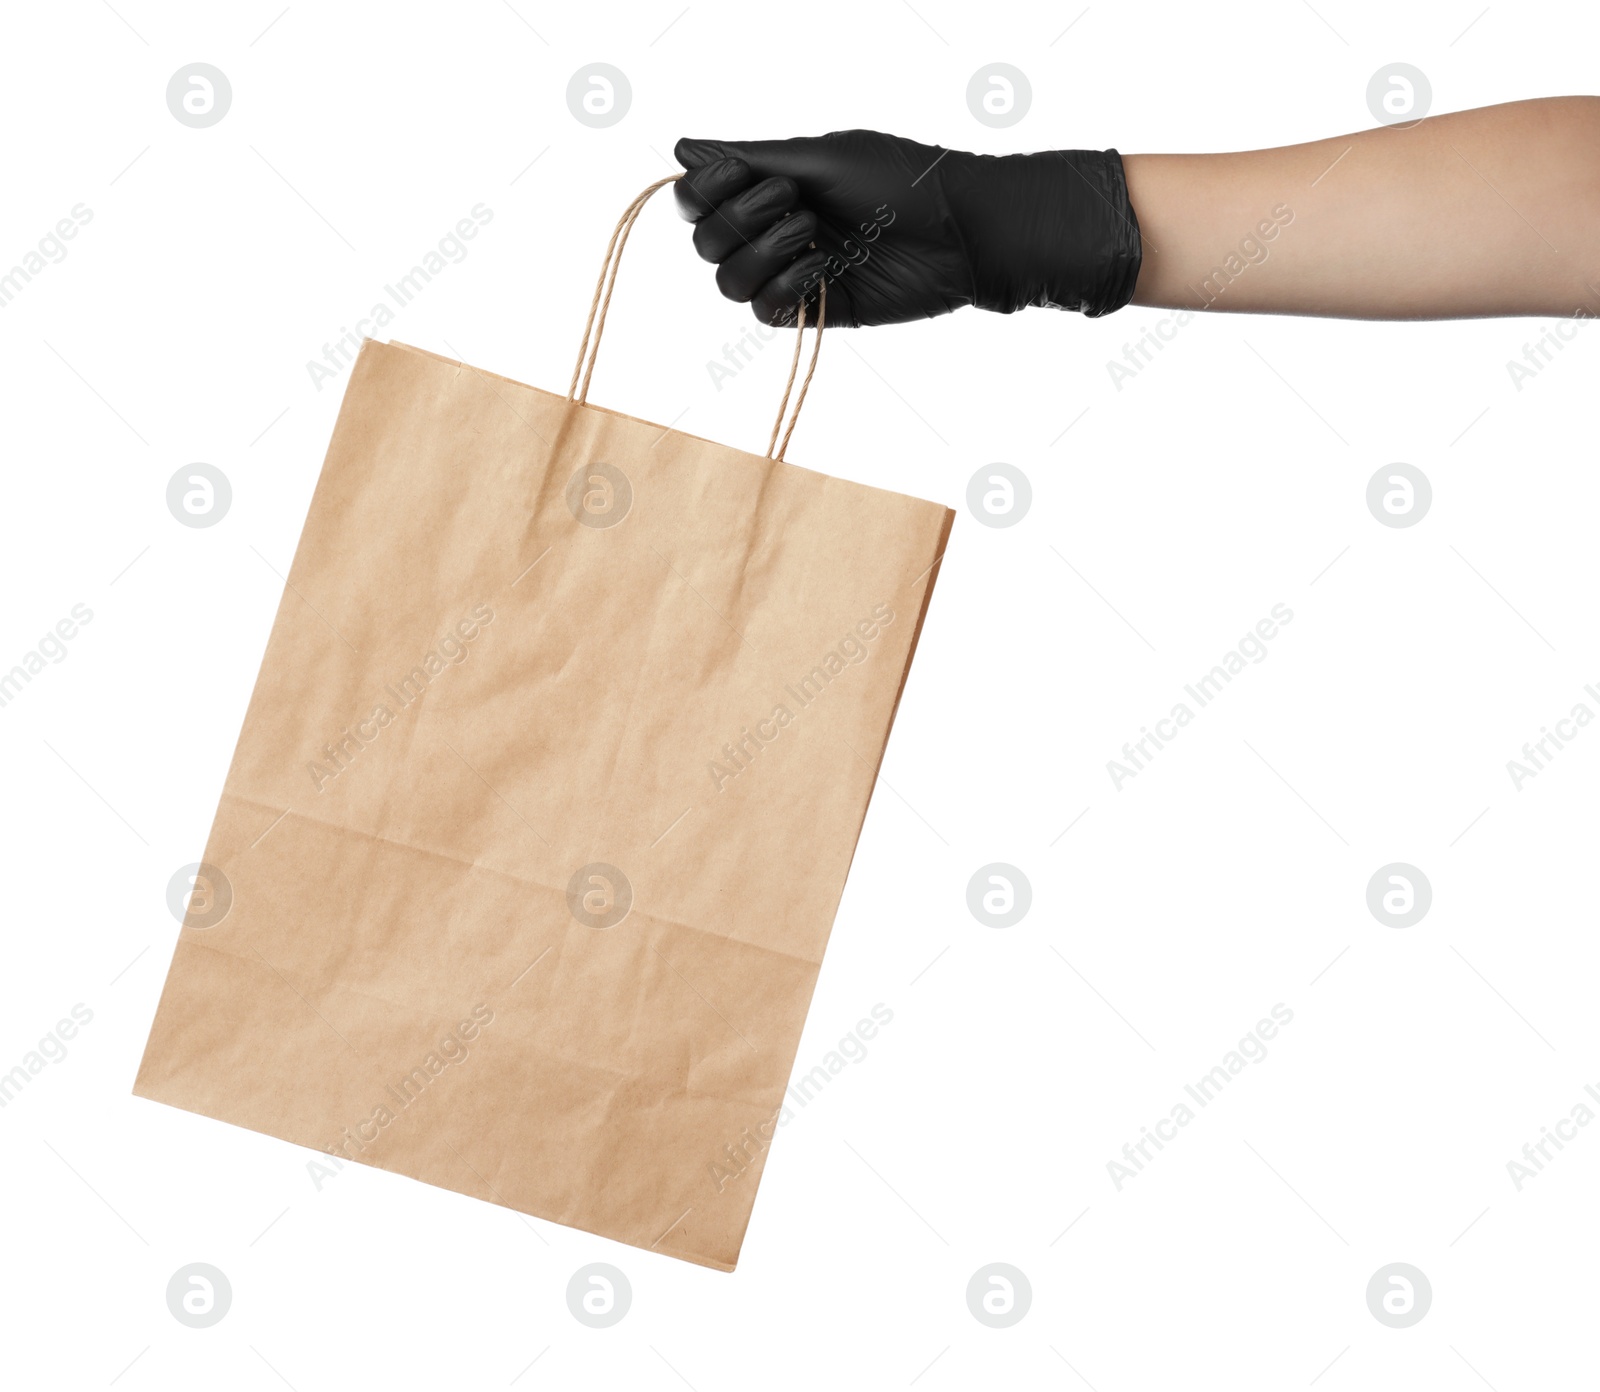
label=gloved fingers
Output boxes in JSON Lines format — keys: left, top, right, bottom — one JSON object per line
{"left": 674, "top": 137, "right": 782, "bottom": 178}
{"left": 675, "top": 136, "right": 741, "bottom": 168}
{"left": 714, "top": 211, "right": 819, "bottom": 303}
{"left": 751, "top": 250, "right": 829, "bottom": 327}
{"left": 691, "top": 176, "right": 800, "bottom": 263}
{"left": 674, "top": 157, "right": 754, "bottom": 223}
{"left": 676, "top": 135, "right": 833, "bottom": 185}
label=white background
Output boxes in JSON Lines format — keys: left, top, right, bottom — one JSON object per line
{"left": 3, "top": 0, "right": 1598, "bottom": 1386}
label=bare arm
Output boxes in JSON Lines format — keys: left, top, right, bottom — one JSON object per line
{"left": 1124, "top": 97, "right": 1600, "bottom": 319}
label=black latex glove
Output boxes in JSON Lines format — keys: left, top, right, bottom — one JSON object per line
{"left": 672, "top": 131, "right": 1143, "bottom": 328}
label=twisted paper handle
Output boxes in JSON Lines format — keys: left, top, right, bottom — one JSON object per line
{"left": 569, "top": 175, "right": 825, "bottom": 462}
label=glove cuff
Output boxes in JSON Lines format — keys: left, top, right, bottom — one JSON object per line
{"left": 1055, "top": 148, "right": 1143, "bottom": 317}
{"left": 955, "top": 147, "right": 1144, "bottom": 317}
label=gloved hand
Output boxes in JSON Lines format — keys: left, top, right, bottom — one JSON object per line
{"left": 673, "top": 131, "right": 1143, "bottom": 328}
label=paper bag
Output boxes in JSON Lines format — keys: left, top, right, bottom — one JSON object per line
{"left": 135, "top": 176, "right": 953, "bottom": 1270}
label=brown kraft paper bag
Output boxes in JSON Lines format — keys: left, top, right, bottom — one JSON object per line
{"left": 134, "top": 176, "right": 954, "bottom": 1270}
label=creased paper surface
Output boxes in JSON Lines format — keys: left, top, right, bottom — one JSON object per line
{"left": 135, "top": 339, "right": 952, "bottom": 1270}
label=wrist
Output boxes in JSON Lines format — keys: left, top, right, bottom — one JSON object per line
{"left": 947, "top": 147, "right": 1143, "bottom": 316}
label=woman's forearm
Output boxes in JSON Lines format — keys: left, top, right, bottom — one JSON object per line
{"left": 1124, "top": 97, "right": 1600, "bottom": 319}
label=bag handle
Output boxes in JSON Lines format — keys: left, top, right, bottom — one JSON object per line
{"left": 567, "top": 174, "right": 826, "bottom": 463}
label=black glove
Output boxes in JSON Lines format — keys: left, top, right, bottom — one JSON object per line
{"left": 673, "top": 131, "right": 1142, "bottom": 328}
